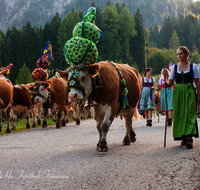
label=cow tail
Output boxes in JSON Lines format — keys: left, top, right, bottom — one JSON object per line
{"left": 134, "top": 108, "right": 143, "bottom": 121}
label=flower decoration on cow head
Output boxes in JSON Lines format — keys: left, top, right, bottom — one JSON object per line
{"left": 63, "top": 7, "right": 103, "bottom": 67}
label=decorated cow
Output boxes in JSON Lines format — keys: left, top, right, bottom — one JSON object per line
{"left": 57, "top": 61, "right": 142, "bottom": 152}
{"left": 0, "top": 77, "right": 13, "bottom": 133}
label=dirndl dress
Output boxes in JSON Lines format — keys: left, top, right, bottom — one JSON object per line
{"left": 160, "top": 78, "right": 173, "bottom": 112}
{"left": 137, "top": 77, "right": 155, "bottom": 111}
{"left": 172, "top": 64, "right": 199, "bottom": 140}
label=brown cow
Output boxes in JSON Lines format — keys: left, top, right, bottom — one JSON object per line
{"left": 11, "top": 84, "right": 42, "bottom": 130}
{"left": 34, "top": 77, "right": 69, "bottom": 128}
{"left": 0, "top": 77, "right": 13, "bottom": 133}
{"left": 57, "top": 61, "right": 142, "bottom": 152}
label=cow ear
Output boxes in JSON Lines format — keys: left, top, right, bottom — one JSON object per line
{"left": 87, "top": 63, "right": 100, "bottom": 76}
{"left": 29, "top": 86, "right": 34, "bottom": 91}
{"left": 56, "top": 69, "right": 68, "bottom": 81}
{"left": 45, "top": 81, "right": 51, "bottom": 89}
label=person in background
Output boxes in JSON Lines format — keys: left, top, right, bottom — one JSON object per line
{"left": 137, "top": 68, "right": 155, "bottom": 127}
{"left": 163, "top": 46, "right": 200, "bottom": 149}
{"left": 158, "top": 68, "right": 174, "bottom": 126}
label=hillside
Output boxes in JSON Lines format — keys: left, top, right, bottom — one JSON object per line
{"left": 0, "top": 0, "right": 199, "bottom": 33}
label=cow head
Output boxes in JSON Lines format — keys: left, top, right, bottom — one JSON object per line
{"left": 30, "top": 81, "right": 51, "bottom": 104}
{"left": 57, "top": 63, "right": 100, "bottom": 102}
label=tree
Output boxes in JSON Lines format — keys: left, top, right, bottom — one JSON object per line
{"left": 170, "top": 30, "right": 180, "bottom": 50}
{"left": 119, "top": 6, "right": 136, "bottom": 64}
{"left": 130, "top": 9, "right": 145, "bottom": 72}
{"left": 57, "top": 9, "right": 82, "bottom": 69}
{"left": 15, "top": 63, "right": 33, "bottom": 84}
{"left": 98, "top": 4, "right": 121, "bottom": 62}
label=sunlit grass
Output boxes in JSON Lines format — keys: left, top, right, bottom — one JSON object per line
{"left": 0, "top": 113, "right": 92, "bottom": 135}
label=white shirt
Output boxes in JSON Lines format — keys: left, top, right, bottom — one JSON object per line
{"left": 143, "top": 77, "right": 155, "bottom": 83}
{"left": 169, "top": 63, "right": 199, "bottom": 80}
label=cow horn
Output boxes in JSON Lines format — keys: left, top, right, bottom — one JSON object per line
{"left": 55, "top": 69, "right": 68, "bottom": 75}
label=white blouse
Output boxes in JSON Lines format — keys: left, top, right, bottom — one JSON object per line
{"left": 143, "top": 77, "right": 155, "bottom": 83}
{"left": 169, "top": 63, "right": 199, "bottom": 80}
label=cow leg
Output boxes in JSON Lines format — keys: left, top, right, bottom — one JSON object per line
{"left": 61, "top": 107, "right": 67, "bottom": 127}
{"left": 73, "top": 104, "right": 80, "bottom": 125}
{"left": 95, "top": 104, "right": 115, "bottom": 152}
{"left": 42, "top": 108, "right": 48, "bottom": 128}
{"left": 0, "top": 112, "right": 2, "bottom": 132}
{"left": 123, "top": 110, "right": 136, "bottom": 145}
{"left": 11, "top": 110, "right": 17, "bottom": 131}
{"left": 5, "top": 106, "right": 11, "bottom": 133}
{"left": 37, "top": 103, "right": 42, "bottom": 126}
{"left": 31, "top": 107, "right": 36, "bottom": 128}
{"left": 56, "top": 106, "right": 64, "bottom": 129}
{"left": 25, "top": 109, "right": 30, "bottom": 129}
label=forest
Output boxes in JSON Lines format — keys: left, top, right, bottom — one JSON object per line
{"left": 1, "top": 1, "right": 200, "bottom": 85}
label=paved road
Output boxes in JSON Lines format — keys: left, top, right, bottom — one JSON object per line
{"left": 0, "top": 115, "right": 200, "bottom": 190}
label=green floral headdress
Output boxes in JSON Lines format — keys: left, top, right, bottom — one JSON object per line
{"left": 64, "top": 7, "right": 102, "bottom": 66}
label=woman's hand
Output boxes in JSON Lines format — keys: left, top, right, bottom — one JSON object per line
{"left": 151, "top": 86, "right": 155, "bottom": 90}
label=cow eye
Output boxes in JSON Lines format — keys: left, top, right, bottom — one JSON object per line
{"left": 81, "top": 76, "right": 86, "bottom": 82}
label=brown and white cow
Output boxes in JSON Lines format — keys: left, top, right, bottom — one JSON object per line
{"left": 34, "top": 77, "right": 69, "bottom": 128}
{"left": 57, "top": 61, "right": 142, "bottom": 152}
{"left": 11, "top": 84, "right": 42, "bottom": 130}
{"left": 0, "top": 77, "right": 13, "bottom": 133}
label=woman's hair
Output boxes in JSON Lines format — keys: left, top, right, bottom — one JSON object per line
{"left": 143, "top": 68, "right": 152, "bottom": 77}
{"left": 161, "top": 68, "right": 170, "bottom": 78}
{"left": 177, "top": 46, "right": 190, "bottom": 58}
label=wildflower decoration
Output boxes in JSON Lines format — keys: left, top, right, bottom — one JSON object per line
{"left": 111, "top": 61, "right": 129, "bottom": 109}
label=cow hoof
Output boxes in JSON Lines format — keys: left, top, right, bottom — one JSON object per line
{"left": 81, "top": 116, "right": 84, "bottom": 119}
{"left": 98, "top": 141, "right": 108, "bottom": 152}
{"left": 6, "top": 128, "right": 11, "bottom": 133}
{"left": 56, "top": 122, "right": 61, "bottom": 128}
{"left": 37, "top": 119, "right": 41, "bottom": 126}
{"left": 66, "top": 118, "right": 69, "bottom": 123}
{"left": 123, "top": 135, "right": 131, "bottom": 145}
{"left": 76, "top": 119, "right": 80, "bottom": 125}
{"left": 61, "top": 119, "right": 66, "bottom": 127}
{"left": 87, "top": 115, "right": 91, "bottom": 118}
{"left": 26, "top": 123, "right": 30, "bottom": 129}
{"left": 11, "top": 127, "right": 16, "bottom": 131}
{"left": 0, "top": 127, "right": 2, "bottom": 132}
{"left": 72, "top": 117, "right": 76, "bottom": 121}
{"left": 42, "top": 121, "right": 47, "bottom": 128}
{"left": 32, "top": 123, "right": 36, "bottom": 128}
{"left": 130, "top": 130, "right": 136, "bottom": 142}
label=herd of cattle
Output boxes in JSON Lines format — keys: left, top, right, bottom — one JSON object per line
{"left": 0, "top": 61, "right": 143, "bottom": 152}
{"left": 0, "top": 75, "right": 91, "bottom": 134}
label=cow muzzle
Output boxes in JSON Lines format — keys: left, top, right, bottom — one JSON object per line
{"left": 68, "top": 93, "right": 81, "bottom": 102}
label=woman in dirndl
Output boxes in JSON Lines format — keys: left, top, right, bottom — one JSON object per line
{"left": 158, "top": 68, "right": 174, "bottom": 126}
{"left": 164, "top": 46, "right": 200, "bottom": 149}
{"left": 137, "top": 68, "right": 155, "bottom": 127}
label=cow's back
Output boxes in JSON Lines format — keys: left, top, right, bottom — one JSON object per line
{"left": 13, "top": 85, "right": 32, "bottom": 110}
{"left": 48, "top": 77, "right": 68, "bottom": 105}
{"left": 0, "top": 79, "right": 13, "bottom": 111}
{"left": 96, "top": 61, "right": 141, "bottom": 108}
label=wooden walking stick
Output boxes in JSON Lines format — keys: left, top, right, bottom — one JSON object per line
{"left": 164, "top": 68, "right": 168, "bottom": 147}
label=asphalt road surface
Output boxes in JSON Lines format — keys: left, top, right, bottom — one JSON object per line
{"left": 0, "top": 115, "right": 200, "bottom": 190}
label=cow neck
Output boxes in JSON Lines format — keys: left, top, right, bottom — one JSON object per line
{"left": 110, "top": 61, "right": 129, "bottom": 113}
{"left": 66, "top": 65, "right": 87, "bottom": 98}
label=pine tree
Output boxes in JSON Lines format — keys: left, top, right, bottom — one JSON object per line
{"left": 130, "top": 9, "right": 145, "bottom": 72}
{"left": 15, "top": 63, "right": 33, "bottom": 84}
{"left": 170, "top": 30, "right": 180, "bottom": 50}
